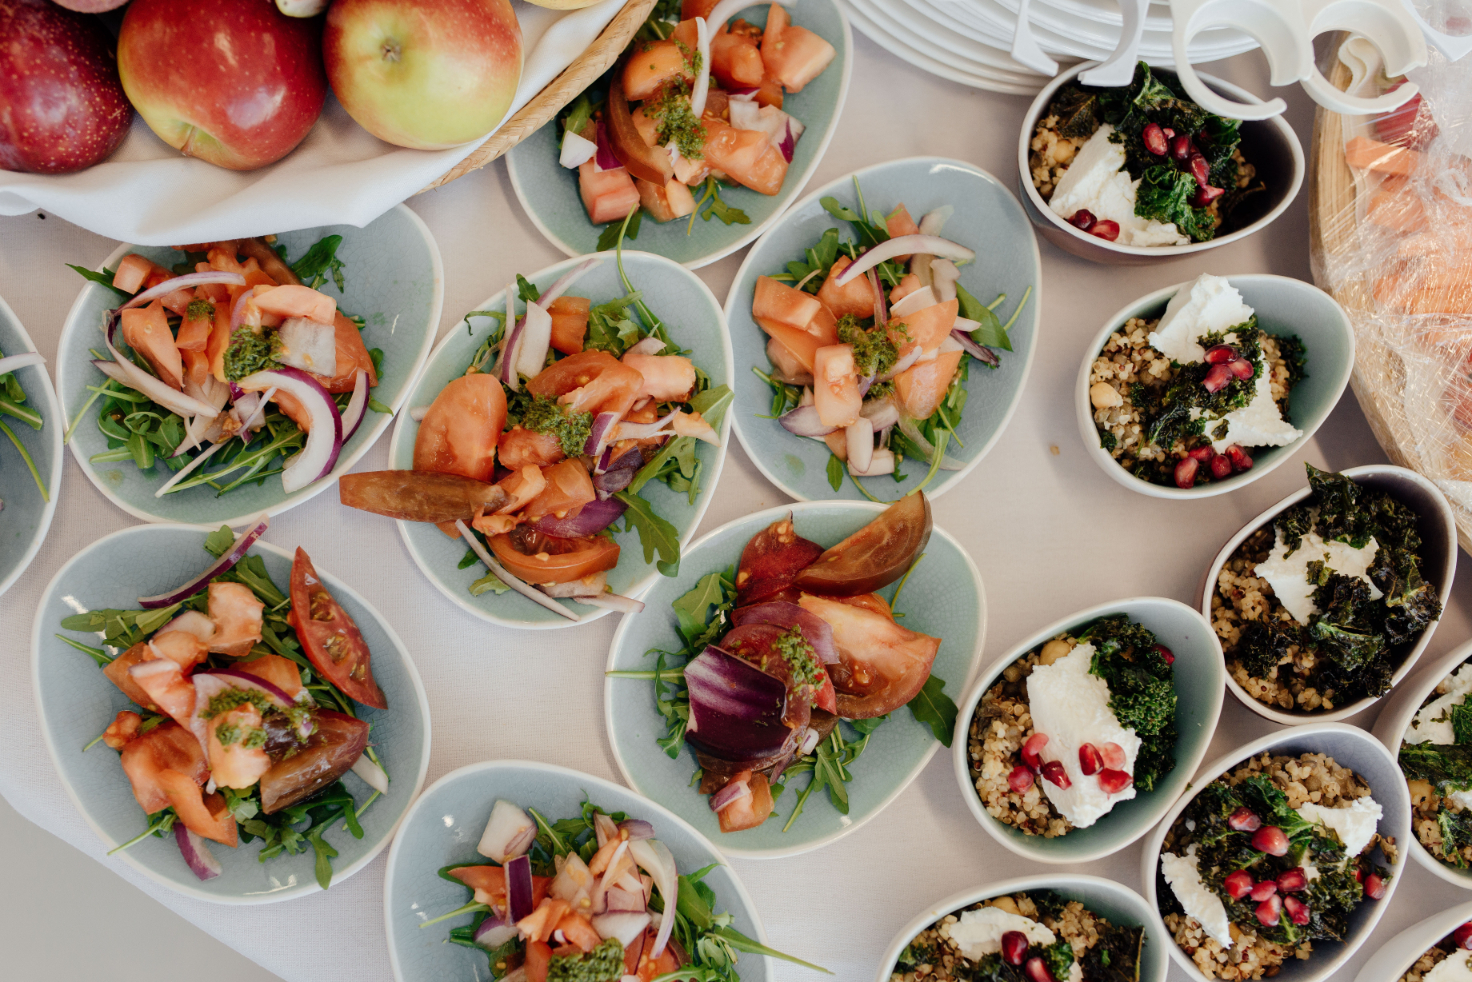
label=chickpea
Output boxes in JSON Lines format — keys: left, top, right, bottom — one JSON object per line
{"left": 1089, "top": 381, "right": 1123, "bottom": 409}
{"left": 987, "top": 896, "right": 1021, "bottom": 915}
{"left": 1038, "top": 638, "right": 1074, "bottom": 666}
{"left": 1408, "top": 778, "right": 1434, "bottom": 810}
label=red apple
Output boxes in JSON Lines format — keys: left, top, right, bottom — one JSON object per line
{"left": 117, "top": 0, "right": 327, "bottom": 171}
{"left": 0, "top": 0, "right": 132, "bottom": 174}
{"left": 324, "top": 0, "right": 523, "bottom": 151}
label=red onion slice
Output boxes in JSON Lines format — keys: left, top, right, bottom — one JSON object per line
{"left": 505, "top": 855, "right": 535, "bottom": 922}
{"left": 591, "top": 911, "right": 652, "bottom": 948}
{"left": 833, "top": 235, "right": 977, "bottom": 287}
{"left": 709, "top": 777, "right": 752, "bottom": 812}
{"left": 174, "top": 823, "right": 222, "bottom": 881}
{"left": 732, "top": 600, "right": 840, "bottom": 664}
{"left": 473, "top": 912, "right": 519, "bottom": 949}
{"left": 952, "top": 329, "right": 1000, "bottom": 367}
{"left": 918, "top": 206, "right": 953, "bottom": 236}
{"left": 138, "top": 516, "right": 269, "bottom": 608}
{"left": 536, "top": 258, "right": 603, "bottom": 310}
{"left": 276, "top": 317, "right": 337, "bottom": 377}
{"left": 478, "top": 799, "right": 536, "bottom": 861}
{"left": 594, "top": 810, "right": 620, "bottom": 847}
{"left": 0, "top": 352, "right": 44, "bottom": 375}
{"left": 559, "top": 129, "right": 598, "bottom": 169}
{"left": 891, "top": 286, "right": 937, "bottom": 319}
{"left": 340, "top": 369, "right": 370, "bottom": 442}
{"left": 203, "top": 668, "right": 298, "bottom": 708}
{"left": 779, "top": 118, "right": 799, "bottom": 162}
{"left": 779, "top": 404, "right": 835, "bottom": 438}
{"left": 861, "top": 397, "right": 900, "bottom": 431}
{"left": 350, "top": 754, "right": 389, "bottom": 794}
{"left": 455, "top": 521, "right": 581, "bottom": 622}
{"left": 684, "top": 645, "right": 792, "bottom": 760}
{"left": 594, "top": 119, "right": 621, "bottom": 172}
{"left": 625, "top": 336, "right": 666, "bottom": 356}
{"left": 617, "top": 819, "right": 655, "bottom": 841}
{"left": 583, "top": 410, "right": 622, "bottom": 459}
{"left": 514, "top": 303, "right": 552, "bottom": 379}
{"left": 237, "top": 368, "right": 343, "bottom": 493}
{"left": 92, "top": 360, "right": 220, "bottom": 421}
{"left": 690, "top": 15, "right": 713, "bottom": 117}
{"left": 229, "top": 288, "right": 256, "bottom": 332}
{"left": 850, "top": 447, "right": 895, "bottom": 477}
{"left": 867, "top": 268, "right": 888, "bottom": 326}
{"left": 532, "top": 497, "right": 626, "bottom": 538}
{"left": 603, "top": 887, "right": 647, "bottom": 913}
{"left": 726, "top": 86, "right": 759, "bottom": 98}
{"left": 499, "top": 280, "right": 524, "bottom": 391}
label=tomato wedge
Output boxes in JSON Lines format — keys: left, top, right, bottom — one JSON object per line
{"left": 798, "top": 593, "right": 941, "bottom": 718}
{"left": 734, "top": 512, "right": 825, "bottom": 606}
{"left": 605, "top": 76, "right": 674, "bottom": 185}
{"left": 489, "top": 529, "right": 620, "bottom": 585}
{"left": 287, "top": 547, "right": 386, "bottom": 709}
{"left": 794, "top": 492, "right": 932, "bottom": 596}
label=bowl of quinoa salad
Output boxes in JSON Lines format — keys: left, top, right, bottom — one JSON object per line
{"left": 1350, "top": 901, "right": 1472, "bottom": 982}
{"left": 877, "top": 874, "right": 1169, "bottom": 982}
{"left": 1141, "top": 723, "right": 1410, "bottom": 982}
{"left": 1372, "top": 637, "right": 1472, "bottom": 888}
{"left": 1203, "top": 463, "right": 1456, "bottom": 725}
{"left": 1015, "top": 62, "right": 1303, "bottom": 265}
{"left": 1076, "top": 274, "right": 1354, "bottom": 499}
{"left": 952, "top": 597, "right": 1223, "bottom": 864}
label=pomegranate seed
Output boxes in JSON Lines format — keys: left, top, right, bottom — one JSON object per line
{"left": 1170, "top": 134, "right": 1193, "bottom": 160}
{"left": 1187, "top": 445, "right": 1215, "bottom": 463}
{"left": 1067, "top": 209, "right": 1096, "bottom": 231}
{"left": 1226, "top": 445, "right": 1253, "bottom": 472}
{"left": 1162, "top": 127, "right": 1176, "bottom": 139}
{"left": 1452, "top": 923, "right": 1472, "bottom": 949}
{"left": 1203, "top": 343, "right": 1238, "bottom": 364}
{"left": 1100, "top": 742, "right": 1126, "bottom": 769}
{"left": 1098, "top": 768, "right": 1131, "bottom": 794}
{"left": 1228, "top": 807, "right": 1261, "bottom": 831}
{"left": 1276, "top": 868, "right": 1308, "bottom": 893}
{"left": 1364, "top": 872, "right": 1387, "bottom": 900}
{"left": 1283, "top": 895, "right": 1311, "bottom": 926}
{"left": 1210, "top": 453, "right": 1233, "bottom": 480}
{"left": 1152, "top": 643, "right": 1175, "bottom": 665}
{"left": 1079, "top": 743, "right": 1103, "bottom": 775}
{"left": 1142, "top": 122, "right": 1168, "bottom": 156}
{"left": 1189, "top": 153, "right": 1210, "bottom": 186}
{"left": 1227, "top": 358, "right": 1254, "bottom": 380}
{"left": 1022, "top": 733, "right": 1049, "bottom": 771}
{"left": 1008, "top": 764, "right": 1035, "bottom": 794}
{"left": 1002, "top": 931, "right": 1031, "bottom": 966}
{"left": 1249, "top": 879, "right": 1278, "bottom": 902}
{"left": 1192, "top": 184, "right": 1226, "bottom": 208}
{"left": 1090, "top": 219, "right": 1120, "bottom": 242}
{"left": 1255, "top": 892, "right": 1283, "bottom": 927}
{"left": 1174, "top": 457, "right": 1198, "bottom": 490}
{"left": 1041, "top": 760, "right": 1071, "bottom": 789}
{"left": 1202, "top": 363, "right": 1234, "bottom": 394}
{"left": 1223, "top": 870, "right": 1254, "bottom": 900}
{"left": 1025, "top": 956, "right": 1056, "bottom": 982}
{"left": 1354, "top": 869, "right": 1363, "bottom": 883}
{"left": 1252, "top": 825, "right": 1290, "bottom": 856}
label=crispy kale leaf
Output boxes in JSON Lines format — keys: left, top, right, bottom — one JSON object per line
{"left": 1400, "top": 742, "right": 1472, "bottom": 792}
{"left": 1236, "top": 620, "right": 1295, "bottom": 679}
{"left": 1083, "top": 615, "right": 1177, "bottom": 791}
{"left": 1438, "top": 809, "right": 1472, "bottom": 867}
{"left": 1082, "top": 922, "right": 1144, "bottom": 982}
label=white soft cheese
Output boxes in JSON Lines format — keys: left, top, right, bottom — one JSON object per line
{"left": 1161, "top": 845, "right": 1234, "bottom": 947}
{"left": 1252, "top": 522, "right": 1383, "bottom": 626}
{"left": 1425, "top": 949, "right": 1472, "bottom": 982}
{"left": 1149, "top": 274, "right": 1257, "bottom": 364}
{"left": 1026, "top": 642, "right": 1142, "bottom": 828}
{"left": 942, "top": 906, "right": 1055, "bottom": 962}
{"left": 1205, "top": 366, "right": 1304, "bottom": 453}
{"left": 1297, "top": 796, "right": 1383, "bottom": 858}
{"left": 1048, "top": 126, "right": 1190, "bottom": 247}
{"left": 1407, "top": 664, "right": 1472, "bottom": 745}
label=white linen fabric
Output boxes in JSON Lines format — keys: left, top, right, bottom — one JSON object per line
{"left": 0, "top": 0, "right": 622, "bottom": 246}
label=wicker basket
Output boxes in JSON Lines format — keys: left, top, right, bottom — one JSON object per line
{"left": 417, "top": 0, "right": 656, "bottom": 193}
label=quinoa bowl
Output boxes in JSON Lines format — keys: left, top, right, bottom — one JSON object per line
{"left": 1202, "top": 464, "right": 1456, "bottom": 725}
{"left": 1016, "top": 62, "right": 1304, "bottom": 265}
{"left": 1076, "top": 274, "right": 1354, "bottom": 500}
{"left": 952, "top": 597, "right": 1224, "bottom": 864}
{"left": 877, "top": 874, "right": 1170, "bottom": 982}
{"left": 1140, "top": 723, "right": 1410, "bottom": 982}
{"left": 1351, "top": 899, "right": 1472, "bottom": 982}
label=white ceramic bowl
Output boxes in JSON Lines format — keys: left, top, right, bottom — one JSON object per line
{"left": 1075, "top": 274, "right": 1355, "bottom": 500}
{"left": 874, "top": 874, "right": 1171, "bottom": 982}
{"left": 952, "top": 597, "right": 1224, "bottom": 864}
{"left": 1353, "top": 898, "right": 1472, "bottom": 982}
{"left": 1200, "top": 464, "right": 1457, "bottom": 725}
{"left": 1140, "top": 723, "right": 1411, "bottom": 982}
{"left": 1017, "top": 62, "right": 1305, "bottom": 265}
{"left": 1372, "top": 636, "right": 1472, "bottom": 889}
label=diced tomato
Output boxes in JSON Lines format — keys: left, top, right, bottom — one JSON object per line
{"left": 175, "top": 290, "right": 214, "bottom": 351}
{"left": 806, "top": 302, "right": 838, "bottom": 346}
{"left": 448, "top": 865, "right": 553, "bottom": 911}
{"left": 701, "top": 117, "right": 786, "bottom": 194}
{"left": 578, "top": 160, "right": 641, "bottom": 226}
{"left": 148, "top": 630, "right": 208, "bottom": 670}
{"left": 206, "top": 704, "right": 272, "bottom": 790}
{"left": 681, "top": 0, "right": 719, "bottom": 19}
{"left": 557, "top": 912, "right": 603, "bottom": 953}
{"left": 113, "top": 253, "right": 165, "bottom": 294}
{"left": 128, "top": 658, "right": 197, "bottom": 726}
{"left": 413, "top": 373, "right": 508, "bottom": 482}
{"left": 287, "top": 547, "right": 387, "bottom": 709}
{"left": 547, "top": 296, "right": 591, "bottom": 355}
{"left": 887, "top": 203, "right": 922, "bottom": 241}
{"left": 813, "top": 668, "right": 837, "bottom": 714}
{"left": 623, "top": 352, "right": 696, "bottom": 402}
{"left": 494, "top": 466, "right": 546, "bottom": 517}
{"left": 761, "top": 23, "right": 835, "bottom": 92}
{"left": 310, "top": 312, "right": 379, "bottom": 394}
{"left": 499, "top": 426, "right": 566, "bottom": 470}
{"left": 717, "top": 771, "right": 774, "bottom": 832}
{"left": 103, "top": 643, "right": 161, "bottom": 711}
{"left": 252, "top": 284, "right": 336, "bottom": 324}
{"left": 180, "top": 349, "right": 210, "bottom": 393}
{"left": 894, "top": 349, "right": 963, "bottom": 421}
{"left": 813, "top": 344, "right": 861, "bottom": 428}
{"left": 817, "top": 256, "right": 877, "bottom": 318}
{"left": 754, "top": 275, "right": 821, "bottom": 330}
{"left": 525, "top": 939, "right": 553, "bottom": 982}
{"left": 207, "top": 293, "right": 234, "bottom": 383}
{"left": 636, "top": 177, "right": 697, "bottom": 223}
{"left": 762, "top": 3, "right": 788, "bottom": 56}
{"left": 671, "top": 18, "right": 699, "bottom": 50}
{"left": 711, "top": 32, "right": 764, "bottom": 88}
{"left": 208, "top": 581, "right": 264, "bottom": 657}
{"left": 527, "top": 349, "right": 644, "bottom": 417}
{"left": 630, "top": 107, "right": 659, "bottom": 148}
{"left": 754, "top": 74, "right": 784, "bottom": 109}
{"left": 890, "top": 273, "right": 922, "bottom": 303}
{"left": 766, "top": 337, "right": 809, "bottom": 380}
{"left": 235, "top": 652, "right": 304, "bottom": 700}
{"left": 119, "top": 720, "right": 208, "bottom": 814}
{"left": 517, "top": 898, "right": 572, "bottom": 943}
{"left": 121, "top": 301, "right": 183, "bottom": 390}
{"left": 268, "top": 389, "right": 312, "bottom": 432}
{"left": 490, "top": 530, "right": 620, "bottom": 585}
{"left": 888, "top": 298, "right": 958, "bottom": 354}
{"left": 159, "top": 287, "right": 193, "bottom": 316}
{"left": 208, "top": 245, "right": 246, "bottom": 276}
{"left": 622, "top": 39, "right": 693, "bottom": 102}
{"left": 156, "top": 767, "right": 238, "bottom": 847}
{"left": 755, "top": 316, "right": 822, "bottom": 373}
{"left": 102, "top": 710, "right": 143, "bottom": 750}
{"left": 522, "top": 459, "right": 596, "bottom": 520}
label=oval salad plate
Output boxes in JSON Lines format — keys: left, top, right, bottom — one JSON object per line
{"left": 725, "top": 156, "right": 1041, "bottom": 503}
{"left": 384, "top": 759, "right": 786, "bottom": 982}
{"left": 506, "top": 0, "right": 853, "bottom": 269}
{"left": 605, "top": 499, "right": 986, "bottom": 858}
{"left": 0, "top": 294, "right": 63, "bottom": 598}
{"left": 387, "top": 250, "right": 734, "bottom": 629}
{"left": 31, "top": 523, "right": 432, "bottom": 903}
{"left": 55, "top": 204, "right": 443, "bottom": 526}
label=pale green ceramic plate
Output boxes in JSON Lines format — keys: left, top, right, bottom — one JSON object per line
{"left": 605, "top": 500, "right": 986, "bottom": 858}
{"left": 387, "top": 251, "right": 734, "bottom": 629}
{"left": 383, "top": 760, "right": 776, "bottom": 982}
{"left": 32, "top": 524, "right": 432, "bottom": 903}
{"left": 506, "top": 0, "right": 852, "bottom": 269}
{"left": 725, "top": 157, "right": 1041, "bottom": 502}
{"left": 0, "top": 295, "right": 62, "bottom": 598}
{"left": 55, "top": 205, "right": 443, "bottom": 526}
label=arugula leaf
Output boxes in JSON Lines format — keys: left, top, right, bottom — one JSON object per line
{"left": 596, "top": 208, "right": 642, "bottom": 251}
{"left": 67, "top": 263, "right": 130, "bottom": 298}
{"left": 203, "top": 524, "right": 236, "bottom": 558}
{"left": 469, "top": 571, "right": 510, "bottom": 596}
{"left": 673, "top": 569, "right": 733, "bottom": 644}
{"left": 906, "top": 673, "right": 959, "bottom": 746}
{"left": 700, "top": 179, "right": 750, "bottom": 226}
{"left": 957, "top": 285, "right": 1012, "bottom": 352}
{"left": 616, "top": 491, "right": 682, "bottom": 575}
{"left": 826, "top": 453, "right": 844, "bottom": 491}
{"left": 289, "top": 234, "right": 347, "bottom": 292}
{"left": 516, "top": 273, "right": 541, "bottom": 304}
{"left": 561, "top": 90, "right": 602, "bottom": 138}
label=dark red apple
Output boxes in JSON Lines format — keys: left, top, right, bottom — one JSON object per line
{"left": 0, "top": 0, "right": 133, "bottom": 174}
{"left": 117, "top": 0, "right": 327, "bottom": 171}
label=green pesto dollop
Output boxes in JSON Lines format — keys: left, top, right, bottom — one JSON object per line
{"left": 837, "top": 314, "right": 898, "bottom": 379}
{"left": 646, "top": 79, "right": 706, "bottom": 162}
{"left": 205, "top": 687, "right": 273, "bottom": 719}
{"left": 222, "top": 328, "right": 280, "bottom": 382}
{"left": 546, "top": 938, "right": 625, "bottom": 982}
{"left": 521, "top": 394, "right": 594, "bottom": 458}
{"left": 186, "top": 297, "right": 216, "bottom": 322}
{"left": 774, "top": 627, "right": 823, "bottom": 690}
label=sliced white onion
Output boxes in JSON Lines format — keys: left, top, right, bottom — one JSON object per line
{"left": 876, "top": 345, "right": 922, "bottom": 383}
{"left": 591, "top": 912, "right": 652, "bottom": 948}
{"left": 478, "top": 799, "right": 536, "bottom": 862}
{"left": 575, "top": 593, "right": 646, "bottom": 614}
{"left": 890, "top": 286, "right": 937, "bottom": 319}
{"left": 155, "top": 441, "right": 226, "bottom": 498}
{"left": 456, "top": 520, "right": 581, "bottom": 622}
{"left": 846, "top": 417, "right": 874, "bottom": 473}
{"left": 861, "top": 397, "right": 899, "bottom": 431}
{"left": 930, "top": 259, "right": 960, "bottom": 303}
{"left": 798, "top": 726, "right": 822, "bottom": 755}
{"left": 850, "top": 446, "right": 895, "bottom": 477}
{"left": 92, "top": 359, "right": 219, "bottom": 420}
{"left": 625, "top": 336, "right": 666, "bottom": 356}
{"left": 350, "top": 754, "right": 389, "bottom": 794}
{"left": 500, "top": 279, "right": 521, "bottom": 391}
{"left": 237, "top": 368, "right": 343, "bottom": 494}
{"left": 833, "top": 235, "right": 976, "bottom": 287}
{"left": 119, "top": 271, "right": 245, "bottom": 314}
{"left": 615, "top": 413, "right": 678, "bottom": 441}
{"left": 560, "top": 130, "right": 598, "bottom": 169}
{"left": 729, "top": 96, "right": 760, "bottom": 131}
{"left": 340, "top": 369, "right": 370, "bottom": 441}
{"left": 230, "top": 287, "right": 256, "bottom": 332}
{"left": 938, "top": 334, "right": 965, "bottom": 354}
{"left": 918, "top": 205, "right": 953, "bottom": 236}
{"left": 779, "top": 404, "right": 834, "bottom": 437}
{"left": 409, "top": 406, "right": 429, "bottom": 422}
{"left": 690, "top": 16, "right": 713, "bottom": 117}
{"left": 671, "top": 410, "right": 721, "bottom": 446}
{"left": 538, "top": 258, "right": 603, "bottom": 310}
{"left": 515, "top": 303, "right": 553, "bottom": 379}
{"left": 276, "top": 317, "right": 337, "bottom": 377}
{"left": 629, "top": 839, "right": 679, "bottom": 957}
{"left": 0, "top": 352, "right": 44, "bottom": 375}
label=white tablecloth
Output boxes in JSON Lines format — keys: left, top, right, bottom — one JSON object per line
{"left": 3, "top": 36, "right": 1471, "bottom": 982}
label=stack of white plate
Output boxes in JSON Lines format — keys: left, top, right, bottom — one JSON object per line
{"left": 843, "top": 0, "right": 1260, "bottom": 95}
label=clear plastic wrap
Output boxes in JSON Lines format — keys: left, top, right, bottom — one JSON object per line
{"left": 1310, "top": 12, "right": 1472, "bottom": 544}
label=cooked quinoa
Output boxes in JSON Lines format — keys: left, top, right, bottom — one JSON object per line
{"left": 1159, "top": 753, "right": 1395, "bottom": 981}
{"left": 1402, "top": 666, "right": 1472, "bottom": 869}
{"left": 1400, "top": 942, "right": 1453, "bottom": 982}
{"left": 1089, "top": 317, "right": 1298, "bottom": 487}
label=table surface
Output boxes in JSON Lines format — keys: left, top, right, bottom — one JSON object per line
{"left": 5, "top": 33, "right": 1470, "bottom": 982}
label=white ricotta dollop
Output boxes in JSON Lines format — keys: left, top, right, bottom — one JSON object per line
{"left": 1148, "top": 274, "right": 1256, "bottom": 364}
{"left": 1048, "top": 125, "right": 1190, "bottom": 248}
{"left": 1204, "top": 366, "right": 1305, "bottom": 453}
{"left": 942, "top": 906, "right": 1055, "bottom": 962}
{"left": 1026, "top": 642, "right": 1142, "bottom": 828}
{"left": 1252, "top": 523, "right": 1383, "bottom": 626}
{"left": 1296, "top": 796, "right": 1383, "bottom": 858}
{"left": 1425, "top": 949, "right": 1472, "bottom": 982}
{"left": 1407, "top": 664, "right": 1472, "bottom": 745}
{"left": 1160, "top": 845, "right": 1234, "bottom": 947}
